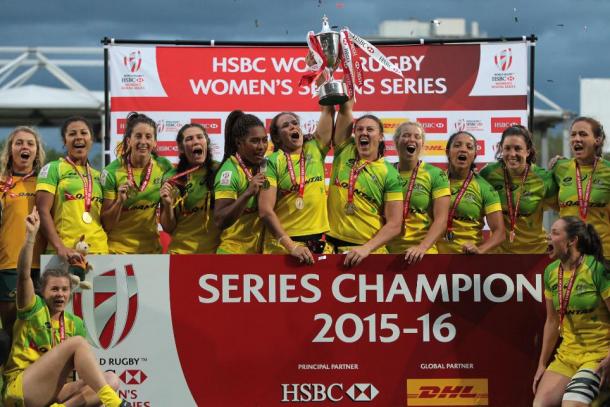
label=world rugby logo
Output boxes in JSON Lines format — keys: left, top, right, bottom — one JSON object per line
{"left": 494, "top": 48, "right": 513, "bottom": 72}
{"left": 123, "top": 50, "right": 142, "bottom": 73}
{"left": 72, "top": 265, "right": 139, "bottom": 349}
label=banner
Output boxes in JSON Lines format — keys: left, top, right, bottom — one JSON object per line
{"left": 43, "top": 254, "right": 548, "bottom": 406}
{"left": 107, "top": 42, "right": 529, "bottom": 165}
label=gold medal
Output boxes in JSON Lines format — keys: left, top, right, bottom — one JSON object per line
{"left": 295, "top": 197, "right": 304, "bottom": 210}
{"left": 82, "top": 212, "right": 92, "bottom": 224}
{"left": 345, "top": 202, "right": 356, "bottom": 215}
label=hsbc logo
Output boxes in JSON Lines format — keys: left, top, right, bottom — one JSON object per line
{"left": 120, "top": 369, "right": 148, "bottom": 385}
{"left": 123, "top": 50, "right": 142, "bottom": 73}
{"left": 281, "top": 382, "right": 379, "bottom": 403}
{"left": 417, "top": 118, "right": 447, "bottom": 133}
{"left": 156, "top": 141, "right": 179, "bottom": 157}
{"left": 191, "top": 118, "right": 222, "bottom": 134}
{"left": 116, "top": 119, "right": 127, "bottom": 135}
{"left": 491, "top": 117, "right": 521, "bottom": 133}
{"left": 494, "top": 48, "right": 512, "bottom": 72}
{"left": 73, "top": 265, "right": 139, "bottom": 349}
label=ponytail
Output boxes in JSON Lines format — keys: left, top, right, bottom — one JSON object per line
{"left": 563, "top": 216, "right": 610, "bottom": 270}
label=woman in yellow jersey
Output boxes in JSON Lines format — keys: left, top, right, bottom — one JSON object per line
{"left": 325, "top": 99, "right": 403, "bottom": 267}
{"left": 386, "top": 121, "right": 450, "bottom": 263}
{"left": 3, "top": 208, "right": 128, "bottom": 407}
{"left": 436, "top": 131, "right": 505, "bottom": 254}
{"left": 480, "top": 125, "right": 557, "bottom": 254}
{"left": 533, "top": 217, "right": 610, "bottom": 407}
{"left": 258, "top": 108, "right": 334, "bottom": 263}
{"left": 160, "top": 123, "right": 220, "bottom": 253}
{"left": 36, "top": 117, "right": 108, "bottom": 258}
{"left": 214, "top": 110, "right": 268, "bottom": 254}
{"left": 0, "top": 126, "right": 45, "bottom": 335}
{"left": 101, "top": 112, "right": 173, "bottom": 254}
{"left": 552, "top": 117, "right": 610, "bottom": 258}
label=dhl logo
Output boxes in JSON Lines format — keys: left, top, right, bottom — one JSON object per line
{"left": 407, "top": 379, "right": 488, "bottom": 406}
{"left": 382, "top": 118, "right": 409, "bottom": 133}
{"left": 422, "top": 141, "right": 485, "bottom": 156}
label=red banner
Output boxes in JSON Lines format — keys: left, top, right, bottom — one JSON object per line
{"left": 169, "top": 254, "right": 547, "bottom": 406}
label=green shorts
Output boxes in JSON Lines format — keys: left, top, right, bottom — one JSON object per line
{"left": 0, "top": 269, "right": 40, "bottom": 302}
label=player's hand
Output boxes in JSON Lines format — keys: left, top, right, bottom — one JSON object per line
{"left": 596, "top": 356, "right": 610, "bottom": 386}
{"left": 290, "top": 245, "right": 315, "bottom": 265}
{"left": 24, "top": 206, "right": 40, "bottom": 236}
{"left": 404, "top": 244, "right": 427, "bottom": 264}
{"left": 532, "top": 364, "right": 546, "bottom": 395}
{"left": 117, "top": 183, "right": 130, "bottom": 203}
{"left": 160, "top": 182, "right": 175, "bottom": 206}
{"left": 246, "top": 173, "right": 267, "bottom": 196}
{"left": 547, "top": 155, "right": 565, "bottom": 170}
{"left": 344, "top": 245, "right": 371, "bottom": 268}
{"left": 461, "top": 243, "right": 481, "bottom": 255}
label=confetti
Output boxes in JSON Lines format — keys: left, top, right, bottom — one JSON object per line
{"left": 318, "top": 255, "right": 327, "bottom": 261}
{"left": 336, "top": 2, "right": 344, "bottom": 8}
{"left": 331, "top": 25, "right": 338, "bottom": 29}
{"left": 547, "top": 79, "right": 554, "bottom": 83}
{"left": 514, "top": 16, "right": 519, "bottom": 23}
{"left": 255, "top": 19, "right": 259, "bottom": 28}
{"left": 431, "top": 19, "right": 440, "bottom": 25}
{"left": 584, "top": 25, "right": 588, "bottom": 31}
{"left": 556, "top": 24, "right": 564, "bottom": 27}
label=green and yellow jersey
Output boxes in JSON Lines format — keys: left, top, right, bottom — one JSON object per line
{"left": 165, "top": 165, "right": 220, "bottom": 254}
{"left": 214, "top": 156, "right": 263, "bottom": 254}
{"left": 387, "top": 162, "right": 450, "bottom": 254}
{"left": 102, "top": 156, "right": 173, "bottom": 254}
{"left": 544, "top": 255, "right": 610, "bottom": 357}
{"left": 36, "top": 159, "right": 107, "bottom": 254}
{"left": 327, "top": 138, "right": 403, "bottom": 246}
{"left": 263, "top": 139, "right": 329, "bottom": 253}
{"left": 552, "top": 158, "right": 610, "bottom": 257}
{"left": 0, "top": 174, "right": 44, "bottom": 269}
{"left": 436, "top": 173, "right": 502, "bottom": 254}
{"left": 3, "top": 295, "right": 86, "bottom": 382}
{"left": 480, "top": 162, "right": 557, "bottom": 254}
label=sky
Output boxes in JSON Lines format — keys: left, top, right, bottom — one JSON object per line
{"left": 0, "top": 0, "right": 608, "bottom": 117}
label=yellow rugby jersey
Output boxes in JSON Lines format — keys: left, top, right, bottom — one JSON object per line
{"left": 327, "top": 138, "right": 403, "bottom": 245}
{"left": 214, "top": 156, "right": 263, "bottom": 254}
{"left": 553, "top": 158, "right": 610, "bottom": 257}
{"left": 264, "top": 139, "right": 329, "bottom": 241}
{"left": 387, "top": 162, "right": 450, "bottom": 254}
{"left": 102, "top": 156, "right": 173, "bottom": 254}
{"left": 480, "top": 162, "right": 557, "bottom": 254}
{"left": 4, "top": 295, "right": 86, "bottom": 381}
{"left": 166, "top": 166, "right": 220, "bottom": 254}
{"left": 0, "top": 174, "right": 44, "bottom": 268}
{"left": 436, "top": 173, "right": 502, "bottom": 254}
{"left": 544, "top": 255, "right": 610, "bottom": 357}
{"left": 36, "top": 159, "right": 108, "bottom": 254}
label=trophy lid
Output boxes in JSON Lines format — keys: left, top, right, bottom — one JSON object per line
{"left": 317, "top": 15, "right": 339, "bottom": 35}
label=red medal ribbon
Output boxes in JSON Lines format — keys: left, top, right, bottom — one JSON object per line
{"left": 402, "top": 161, "right": 421, "bottom": 220}
{"left": 49, "top": 311, "right": 65, "bottom": 348}
{"left": 503, "top": 164, "right": 530, "bottom": 240}
{"left": 167, "top": 165, "right": 202, "bottom": 186}
{"left": 299, "top": 32, "right": 329, "bottom": 87}
{"left": 235, "top": 154, "right": 254, "bottom": 181}
{"left": 284, "top": 150, "right": 306, "bottom": 200}
{"left": 347, "top": 160, "right": 370, "bottom": 206}
{"left": 575, "top": 158, "right": 599, "bottom": 220}
{"left": 127, "top": 157, "right": 153, "bottom": 192}
{"left": 446, "top": 171, "right": 474, "bottom": 234}
{"left": 558, "top": 256, "right": 583, "bottom": 334}
{"left": 65, "top": 156, "right": 92, "bottom": 213}
{"left": 0, "top": 170, "right": 35, "bottom": 194}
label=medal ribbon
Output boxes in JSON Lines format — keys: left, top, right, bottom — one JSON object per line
{"left": 402, "top": 161, "right": 422, "bottom": 221}
{"left": 46, "top": 309, "right": 65, "bottom": 348}
{"left": 167, "top": 165, "right": 202, "bottom": 186}
{"left": 558, "top": 256, "right": 583, "bottom": 334}
{"left": 65, "top": 156, "right": 92, "bottom": 213}
{"left": 235, "top": 154, "right": 254, "bottom": 181}
{"left": 347, "top": 160, "right": 370, "bottom": 206}
{"left": 446, "top": 171, "right": 474, "bottom": 234}
{"left": 284, "top": 151, "right": 306, "bottom": 200}
{"left": 127, "top": 158, "right": 153, "bottom": 193}
{"left": 299, "top": 31, "right": 329, "bottom": 87}
{"left": 0, "top": 170, "right": 35, "bottom": 195}
{"left": 503, "top": 164, "right": 530, "bottom": 239}
{"left": 575, "top": 158, "right": 599, "bottom": 220}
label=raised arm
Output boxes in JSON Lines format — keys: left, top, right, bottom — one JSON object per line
{"left": 17, "top": 207, "right": 40, "bottom": 310}
{"left": 333, "top": 98, "right": 354, "bottom": 147}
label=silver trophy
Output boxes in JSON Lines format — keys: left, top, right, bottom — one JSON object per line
{"left": 315, "top": 16, "right": 348, "bottom": 105}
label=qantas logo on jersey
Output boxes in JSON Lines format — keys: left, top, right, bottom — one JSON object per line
{"left": 72, "top": 265, "right": 139, "bottom": 349}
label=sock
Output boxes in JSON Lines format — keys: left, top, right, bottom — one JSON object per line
{"left": 97, "top": 384, "right": 122, "bottom": 407}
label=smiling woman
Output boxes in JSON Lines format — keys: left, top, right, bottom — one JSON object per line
{"left": 100, "top": 112, "right": 173, "bottom": 254}
{"left": 36, "top": 117, "right": 108, "bottom": 258}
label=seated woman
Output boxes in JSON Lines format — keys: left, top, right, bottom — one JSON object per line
{"left": 386, "top": 121, "right": 450, "bottom": 263}
{"left": 533, "top": 217, "right": 610, "bottom": 407}
{"left": 436, "top": 131, "right": 505, "bottom": 254}
{"left": 324, "top": 99, "right": 403, "bottom": 267}
{"left": 101, "top": 112, "right": 173, "bottom": 254}
{"left": 480, "top": 125, "right": 557, "bottom": 253}
{"left": 214, "top": 111, "right": 268, "bottom": 254}
{"left": 160, "top": 123, "right": 220, "bottom": 253}
{"left": 3, "top": 208, "right": 128, "bottom": 407}
{"left": 258, "top": 108, "right": 334, "bottom": 263}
